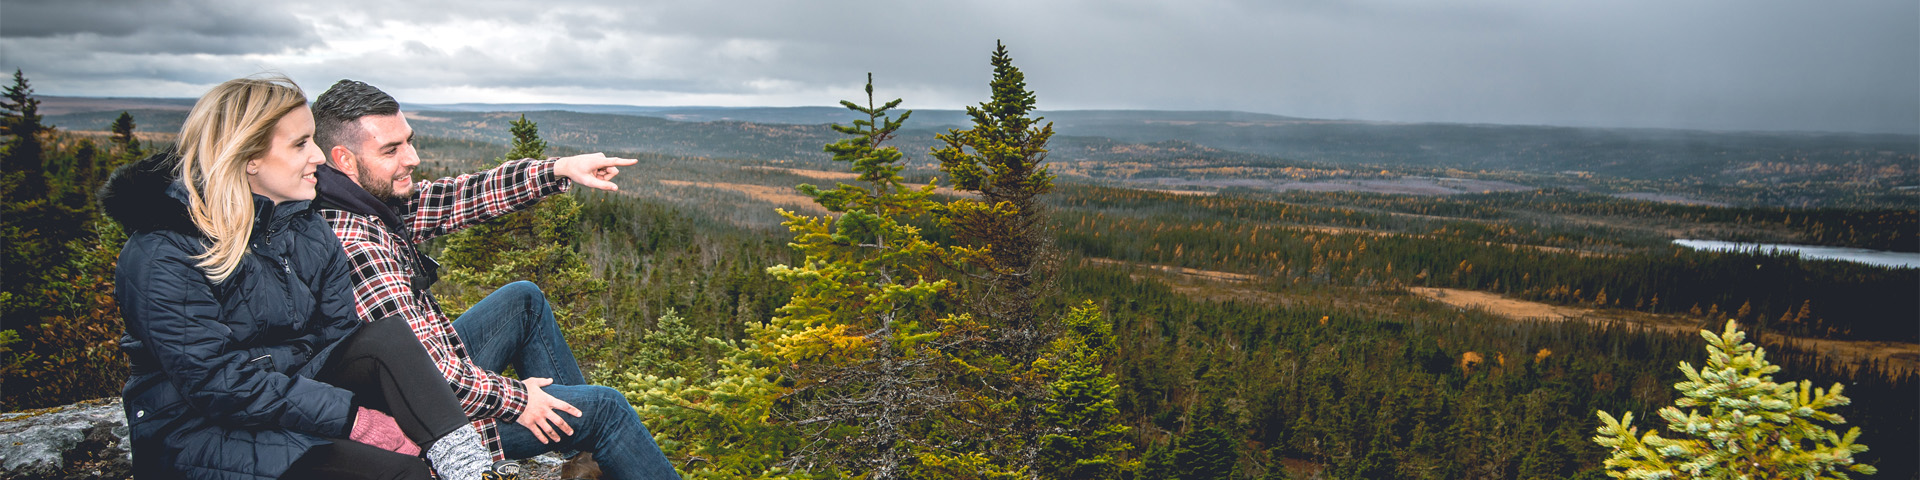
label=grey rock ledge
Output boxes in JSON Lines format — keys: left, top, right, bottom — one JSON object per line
{"left": 0, "top": 398, "right": 132, "bottom": 480}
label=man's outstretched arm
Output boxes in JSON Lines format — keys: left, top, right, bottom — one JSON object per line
{"left": 403, "top": 153, "right": 635, "bottom": 242}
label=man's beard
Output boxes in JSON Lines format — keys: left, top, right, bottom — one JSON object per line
{"left": 357, "top": 162, "right": 411, "bottom": 206}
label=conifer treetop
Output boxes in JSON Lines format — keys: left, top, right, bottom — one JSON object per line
{"left": 501, "top": 114, "right": 547, "bottom": 165}
{"left": 1592, "top": 320, "right": 1876, "bottom": 479}
{"left": 935, "top": 41, "right": 1054, "bottom": 197}
{"left": 110, "top": 112, "right": 137, "bottom": 146}
{"left": 929, "top": 41, "right": 1060, "bottom": 334}
{"left": 805, "top": 72, "right": 927, "bottom": 215}
{"left": 3, "top": 69, "right": 51, "bottom": 136}
{"left": 982, "top": 40, "right": 1038, "bottom": 136}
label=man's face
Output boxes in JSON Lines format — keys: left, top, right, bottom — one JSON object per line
{"left": 350, "top": 113, "right": 419, "bottom": 203}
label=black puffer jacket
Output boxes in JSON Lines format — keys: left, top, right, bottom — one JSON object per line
{"left": 102, "top": 152, "right": 361, "bottom": 480}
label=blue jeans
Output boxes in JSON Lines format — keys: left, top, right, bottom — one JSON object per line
{"left": 454, "top": 281, "right": 679, "bottom": 480}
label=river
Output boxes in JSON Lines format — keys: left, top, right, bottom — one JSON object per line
{"left": 1672, "top": 239, "right": 1920, "bottom": 269}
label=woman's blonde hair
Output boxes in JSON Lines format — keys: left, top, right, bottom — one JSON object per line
{"left": 175, "top": 74, "right": 308, "bottom": 283}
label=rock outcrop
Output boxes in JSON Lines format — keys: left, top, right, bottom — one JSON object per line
{"left": 0, "top": 398, "right": 132, "bottom": 480}
{"left": 0, "top": 398, "right": 576, "bottom": 479}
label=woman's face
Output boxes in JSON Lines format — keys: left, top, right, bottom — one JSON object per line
{"left": 246, "top": 105, "right": 324, "bottom": 203}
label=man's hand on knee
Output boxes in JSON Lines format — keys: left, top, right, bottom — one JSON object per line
{"left": 518, "top": 377, "right": 583, "bottom": 444}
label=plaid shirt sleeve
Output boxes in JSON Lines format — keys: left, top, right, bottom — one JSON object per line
{"left": 402, "top": 158, "right": 571, "bottom": 242}
{"left": 325, "top": 212, "right": 530, "bottom": 423}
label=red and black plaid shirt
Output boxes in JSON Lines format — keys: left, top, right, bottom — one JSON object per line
{"left": 320, "top": 158, "right": 570, "bottom": 459}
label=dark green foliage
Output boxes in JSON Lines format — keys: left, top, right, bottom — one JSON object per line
{"left": 1171, "top": 426, "right": 1237, "bottom": 480}
{"left": 434, "top": 116, "right": 559, "bottom": 275}
{"left": 804, "top": 73, "right": 914, "bottom": 212}
{"left": 1140, "top": 443, "right": 1176, "bottom": 480}
{"left": 1593, "top": 321, "right": 1876, "bottom": 478}
{"left": 3, "top": 69, "right": 51, "bottom": 202}
{"left": 109, "top": 111, "right": 138, "bottom": 153}
{"left": 1052, "top": 185, "right": 1919, "bottom": 342}
{"left": 1032, "top": 303, "right": 1134, "bottom": 479}
{"left": 932, "top": 40, "right": 1060, "bottom": 344}
{"left": 503, "top": 114, "right": 547, "bottom": 163}
{"left": 935, "top": 41, "right": 1050, "bottom": 194}
{"left": 1257, "top": 449, "right": 1293, "bottom": 480}
{"left": 1067, "top": 257, "right": 1916, "bottom": 478}
{"left": 629, "top": 308, "right": 705, "bottom": 383}
{"left": 2, "top": 220, "right": 128, "bottom": 410}
{"left": 1345, "top": 437, "right": 1398, "bottom": 480}
{"left": 570, "top": 189, "right": 793, "bottom": 347}
{"left": 1, "top": 73, "right": 137, "bottom": 410}
{"left": 767, "top": 75, "right": 972, "bottom": 476}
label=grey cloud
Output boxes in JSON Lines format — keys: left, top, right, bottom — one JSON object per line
{"left": 302, "top": 0, "right": 580, "bottom": 30}
{"left": 3, "top": 0, "right": 1914, "bottom": 133}
{"left": 1, "top": 0, "right": 319, "bottom": 54}
{"left": 0, "top": 43, "right": 299, "bottom": 100}
{"left": 290, "top": 38, "right": 726, "bottom": 96}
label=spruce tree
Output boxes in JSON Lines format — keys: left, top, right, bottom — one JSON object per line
{"left": 1140, "top": 443, "right": 1177, "bottom": 480}
{"left": 631, "top": 308, "right": 705, "bottom": 381}
{"left": 1352, "top": 437, "right": 1399, "bottom": 480}
{"left": 620, "top": 308, "right": 801, "bottom": 478}
{"left": 1031, "top": 302, "right": 1135, "bottom": 479}
{"left": 438, "top": 112, "right": 556, "bottom": 266}
{"left": 0, "top": 69, "right": 55, "bottom": 339}
{"left": 110, "top": 112, "right": 136, "bottom": 146}
{"left": 766, "top": 74, "right": 977, "bottom": 477}
{"left": 1259, "top": 448, "right": 1294, "bottom": 480}
{"left": 2, "top": 69, "right": 50, "bottom": 201}
{"left": 503, "top": 114, "right": 547, "bottom": 162}
{"left": 931, "top": 41, "right": 1058, "bottom": 346}
{"left": 1593, "top": 320, "right": 1875, "bottom": 479}
{"left": 109, "top": 111, "right": 142, "bottom": 159}
{"left": 4, "top": 219, "right": 128, "bottom": 410}
{"left": 1174, "top": 426, "right": 1239, "bottom": 480}
{"left": 0, "top": 111, "right": 127, "bottom": 408}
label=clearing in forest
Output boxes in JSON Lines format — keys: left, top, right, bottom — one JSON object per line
{"left": 743, "top": 165, "right": 860, "bottom": 181}
{"left": 738, "top": 166, "right": 974, "bottom": 197}
{"left": 658, "top": 180, "right": 828, "bottom": 214}
{"left": 1408, "top": 287, "right": 1920, "bottom": 376}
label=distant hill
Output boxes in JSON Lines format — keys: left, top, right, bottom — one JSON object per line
{"left": 36, "top": 96, "right": 195, "bottom": 116}
{"left": 38, "top": 108, "right": 189, "bottom": 137}
{"left": 404, "top": 105, "right": 1332, "bottom": 130}
{"left": 39, "top": 96, "right": 1350, "bottom": 128}
{"left": 40, "top": 96, "right": 1918, "bottom": 207}
{"left": 1060, "top": 118, "right": 1918, "bottom": 177}
{"left": 402, "top": 102, "right": 678, "bottom": 116}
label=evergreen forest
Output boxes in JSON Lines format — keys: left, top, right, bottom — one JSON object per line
{"left": 4, "top": 49, "right": 1915, "bottom": 480}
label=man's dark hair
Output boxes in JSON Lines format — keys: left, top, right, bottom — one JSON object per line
{"left": 312, "top": 79, "right": 400, "bottom": 158}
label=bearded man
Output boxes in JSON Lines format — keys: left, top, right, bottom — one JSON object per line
{"left": 310, "top": 79, "right": 676, "bottom": 480}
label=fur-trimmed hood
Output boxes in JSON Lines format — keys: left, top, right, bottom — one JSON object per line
{"left": 98, "top": 151, "right": 302, "bottom": 235}
{"left": 97, "top": 151, "right": 196, "bottom": 233}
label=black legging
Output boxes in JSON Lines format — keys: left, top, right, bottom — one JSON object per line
{"left": 282, "top": 318, "right": 474, "bottom": 480}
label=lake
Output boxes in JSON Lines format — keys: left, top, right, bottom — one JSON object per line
{"left": 1673, "top": 239, "right": 1920, "bottom": 269}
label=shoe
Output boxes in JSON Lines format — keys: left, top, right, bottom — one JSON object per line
{"left": 482, "top": 460, "right": 521, "bottom": 480}
{"left": 559, "top": 452, "right": 604, "bottom": 480}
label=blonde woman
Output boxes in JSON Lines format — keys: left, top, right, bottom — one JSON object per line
{"left": 100, "top": 75, "right": 516, "bottom": 480}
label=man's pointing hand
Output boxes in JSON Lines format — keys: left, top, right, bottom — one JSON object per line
{"left": 554, "top": 152, "right": 637, "bottom": 191}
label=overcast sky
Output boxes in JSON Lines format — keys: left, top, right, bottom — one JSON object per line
{"left": 3, "top": 0, "right": 1915, "bottom": 133}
